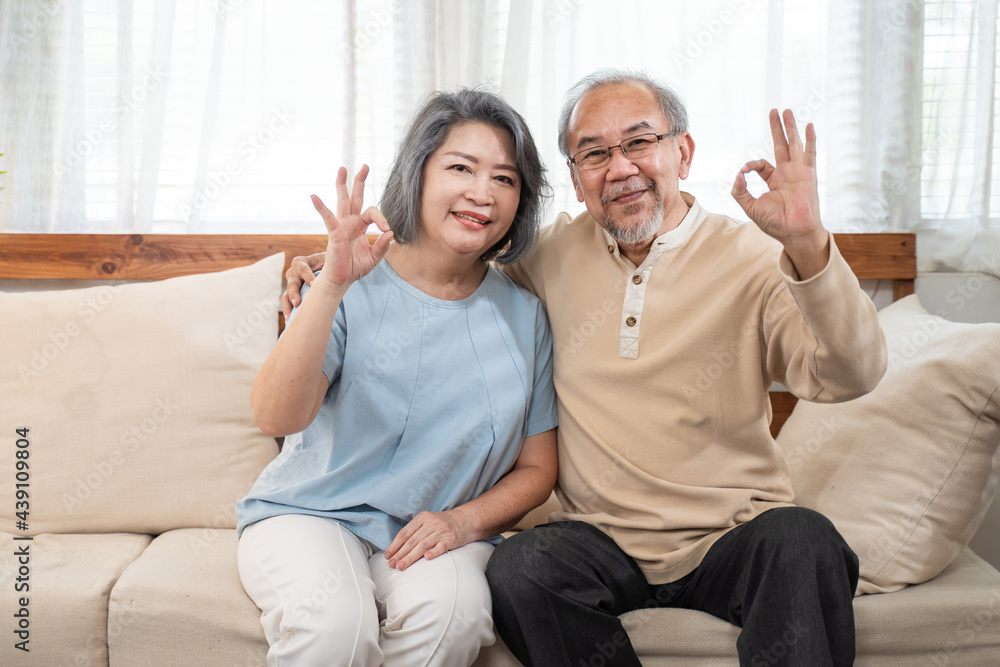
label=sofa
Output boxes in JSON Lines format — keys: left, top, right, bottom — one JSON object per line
{"left": 1, "top": 232, "right": 998, "bottom": 666}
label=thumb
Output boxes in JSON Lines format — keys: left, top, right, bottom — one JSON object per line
{"left": 370, "top": 230, "right": 394, "bottom": 262}
{"left": 731, "top": 170, "right": 755, "bottom": 216}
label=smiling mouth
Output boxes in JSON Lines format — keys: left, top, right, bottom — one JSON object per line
{"left": 453, "top": 212, "right": 491, "bottom": 225}
{"left": 611, "top": 189, "right": 646, "bottom": 204}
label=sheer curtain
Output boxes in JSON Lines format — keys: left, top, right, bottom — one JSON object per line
{"left": 1, "top": 0, "right": 997, "bottom": 274}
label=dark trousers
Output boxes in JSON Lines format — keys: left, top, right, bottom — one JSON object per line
{"left": 486, "top": 507, "right": 859, "bottom": 666}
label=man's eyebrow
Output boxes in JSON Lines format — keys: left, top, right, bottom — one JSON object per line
{"left": 573, "top": 121, "right": 657, "bottom": 150}
{"left": 624, "top": 120, "right": 655, "bottom": 136}
{"left": 444, "top": 151, "right": 518, "bottom": 173}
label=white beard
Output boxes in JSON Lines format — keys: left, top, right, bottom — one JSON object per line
{"left": 602, "top": 180, "right": 664, "bottom": 246}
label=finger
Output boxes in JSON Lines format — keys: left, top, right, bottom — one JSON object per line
{"left": 731, "top": 170, "right": 756, "bottom": 215}
{"left": 768, "top": 108, "right": 790, "bottom": 163}
{"left": 422, "top": 543, "right": 448, "bottom": 561}
{"left": 804, "top": 122, "right": 817, "bottom": 168}
{"left": 284, "top": 257, "right": 318, "bottom": 308}
{"left": 370, "top": 230, "right": 394, "bottom": 262}
{"left": 740, "top": 159, "right": 775, "bottom": 183}
{"left": 335, "top": 166, "right": 350, "bottom": 219}
{"left": 361, "top": 206, "right": 391, "bottom": 234}
{"left": 388, "top": 534, "right": 432, "bottom": 570}
{"left": 782, "top": 109, "right": 803, "bottom": 160}
{"left": 281, "top": 292, "right": 293, "bottom": 320}
{"left": 350, "top": 165, "right": 369, "bottom": 217}
{"left": 304, "top": 252, "right": 326, "bottom": 274}
{"left": 385, "top": 527, "right": 410, "bottom": 560}
{"left": 311, "top": 194, "right": 339, "bottom": 235}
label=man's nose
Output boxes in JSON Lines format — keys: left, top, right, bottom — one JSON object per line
{"left": 605, "top": 146, "right": 639, "bottom": 179}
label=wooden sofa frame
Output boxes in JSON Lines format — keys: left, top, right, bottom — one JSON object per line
{"left": 0, "top": 232, "right": 916, "bottom": 435}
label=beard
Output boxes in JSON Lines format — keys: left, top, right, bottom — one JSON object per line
{"left": 601, "top": 178, "right": 665, "bottom": 246}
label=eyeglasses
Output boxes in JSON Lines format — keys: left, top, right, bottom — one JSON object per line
{"left": 569, "top": 131, "right": 682, "bottom": 170}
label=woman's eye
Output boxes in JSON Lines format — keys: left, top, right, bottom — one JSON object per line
{"left": 496, "top": 175, "right": 515, "bottom": 185}
{"left": 450, "top": 164, "right": 470, "bottom": 172}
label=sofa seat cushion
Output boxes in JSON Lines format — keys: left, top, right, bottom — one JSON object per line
{"left": 108, "top": 528, "right": 266, "bottom": 666}
{"left": 473, "top": 548, "right": 1000, "bottom": 666}
{"left": 0, "top": 531, "right": 151, "bottom": 665}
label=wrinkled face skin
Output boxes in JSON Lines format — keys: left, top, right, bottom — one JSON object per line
{"left": 417, "top": 121, "right": 522, "bottom": 261}
{"left": 567, "top": 82, "right": 694, "bottom": 246}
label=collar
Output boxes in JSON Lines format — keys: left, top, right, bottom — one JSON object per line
{"left": 601, "top": 192, "right": 706, "bottom": 269}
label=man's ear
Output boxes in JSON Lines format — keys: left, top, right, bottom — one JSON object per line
{"left": 568, "top": 161, "right": 585, "bottom": 202}
{"left": 677, "top": 132, "right": 695, "bottom": 180}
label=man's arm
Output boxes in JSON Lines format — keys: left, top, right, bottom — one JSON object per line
{"left": 732, "top": 109, "right": 886, "bottom": 401}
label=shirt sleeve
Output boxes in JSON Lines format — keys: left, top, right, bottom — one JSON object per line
{"left": 525, "top": 298, "right": 558, "bottom": 436}
{"left": 763, "top": 233, "right": 888, "bottom": 402}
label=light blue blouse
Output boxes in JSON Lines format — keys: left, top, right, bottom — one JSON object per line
{"left": 236, "top": 261, "right": 557, "bottom": 549}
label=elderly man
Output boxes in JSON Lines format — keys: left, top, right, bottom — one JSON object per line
{"left": 284, "top": 70, "right": 886, "bottom": 665}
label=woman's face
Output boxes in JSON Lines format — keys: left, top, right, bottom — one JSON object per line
{"left": 417, "top": 121, "right": 522, "bottom": 261}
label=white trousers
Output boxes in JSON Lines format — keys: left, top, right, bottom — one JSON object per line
{"left": 238, "top": 514, "right": 496, "bottom": 667}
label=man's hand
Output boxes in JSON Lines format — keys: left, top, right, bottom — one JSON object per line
{"left": 384, "top": 510, "right": 472, "bottom": 571}
{"left": 732, "top": 109, "right": 829, "bottom": 279}
{"left": 281, "top": 251, "right": 326, "bottom": 319}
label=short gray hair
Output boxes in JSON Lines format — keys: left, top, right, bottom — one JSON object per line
{"left": 557, "top": 69, "right": 689, "bottom": 158}
{"left": 381, "top": 88, "right": 548, "bottom": 265}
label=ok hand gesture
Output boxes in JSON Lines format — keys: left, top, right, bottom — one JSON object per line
{"left": 311, "top": 165, "right": 394, "bottom": 290}
{"left": 731, "top": 109, "right": 829, "bottom": 278}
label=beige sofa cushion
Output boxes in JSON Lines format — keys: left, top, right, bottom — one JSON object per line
{"left": 777, "top": 295, "right": 1000, "bottom": 594}
{"left": 108, "top": 528, "right": 266, "bottom": 666}
{"left": 0, "top": 531, "right": 151, "bottom": 665}
{"left": 0, "top": 255, "right": 283, "bottom": 535}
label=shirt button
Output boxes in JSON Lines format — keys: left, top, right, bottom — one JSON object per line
{"left": 632, "top": 275, "right": 642, "bottom": 285}
{"left": 626, "top": 316, "right": 637, "bottom": 327}
{"left": 608, "top": 244, "right": 615, "bottom": 254}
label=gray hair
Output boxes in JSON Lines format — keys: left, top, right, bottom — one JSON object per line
{"left": 557, "top": 69, "right": 689, "bottom": 158}
{"left": 380, "top": 88, "right": 548, "bottom": 265}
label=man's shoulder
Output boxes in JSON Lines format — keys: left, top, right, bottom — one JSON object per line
{"left": 488, "top": 264, "right": 544, "bottom": 308}
{"left": 531, "top": 209, "right": 603, "bottom": 258}
{"left": 692, "top": 203, "right": 783, "bottom": 258}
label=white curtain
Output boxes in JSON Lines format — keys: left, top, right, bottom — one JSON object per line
{"left": 1, "top": 0, "right": 998, "bottom": 275}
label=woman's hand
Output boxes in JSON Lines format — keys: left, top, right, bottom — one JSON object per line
{"left": 384, "top": 510, "right": 472, "bottom": 571}
{"left": 311, "top": 165, "right": 393, "bottom": 291}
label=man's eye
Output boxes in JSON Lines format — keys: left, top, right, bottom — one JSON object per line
{"left": 583, "top": 148, "right": 609, "bottom": 160}
{"left": 625, "top": 137, "right": 654, "bottom": 150}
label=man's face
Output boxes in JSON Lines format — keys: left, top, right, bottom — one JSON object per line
{"left": 566, "top": 83, "right": 694, "bottom": 244}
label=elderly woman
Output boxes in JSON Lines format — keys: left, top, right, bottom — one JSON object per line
{"left": 235, "top": 89, "right": 557, "bottom": 667}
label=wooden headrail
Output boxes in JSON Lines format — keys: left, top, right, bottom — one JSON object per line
{"left": 0, "top": 232, "right": 916, "bottom": 435}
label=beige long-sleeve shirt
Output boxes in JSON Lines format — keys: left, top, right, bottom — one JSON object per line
{"left": 504, "top": 193, "right": 887, "bottom": 584}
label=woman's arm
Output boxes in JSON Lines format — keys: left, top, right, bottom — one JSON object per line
{"left": 384, "top": 427, "right": 558, "bottom": 570}
{"left": 250, "top": 279, "right": 346, "bottom": 436}
{"left": 251, "top": 165, "right": 393, "bottom": 436}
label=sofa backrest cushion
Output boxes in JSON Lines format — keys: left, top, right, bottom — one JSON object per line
{"left": 0, "top": 254, "right": 283, "bottom": 535}
{"left": 777, "top": 294, "right": 1000, "bottom": 594}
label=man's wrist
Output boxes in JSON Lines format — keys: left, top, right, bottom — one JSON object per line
{"left": 782, "top": 229, "right": 831, "bottom": 280}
